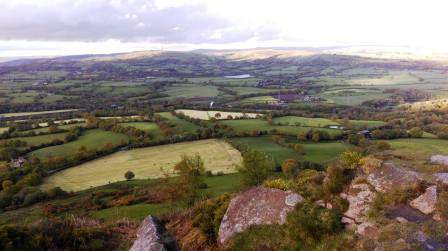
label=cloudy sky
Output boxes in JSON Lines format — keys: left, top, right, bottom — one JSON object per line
{"left": 1, "top": 0, "right": 448, "bottom": 57}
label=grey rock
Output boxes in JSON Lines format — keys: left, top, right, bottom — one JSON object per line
{"left": 130, "top": 216, "right": 177, "bottom": 251}
{"left": 430, "top": 155, "right": 448, "bottom": 166}
{"left": 218, "top": 187, "right": 303, "bottom": 244}
{"left": 410, "top": 185, "right": 438, "bottom": 215}
{"left": 367, "top": 162, "right": 421, "bottom": 192}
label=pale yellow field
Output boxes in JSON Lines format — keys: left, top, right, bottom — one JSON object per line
{"left": 175, "top": 109, "right": 261, "bottom": 120}
{"left": 41, "top": 139, "right": 242, "bottom": 192}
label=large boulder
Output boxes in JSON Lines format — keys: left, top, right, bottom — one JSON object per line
{"left": 217, "top": 187, "right": 303, "bottom": 244}
{"left": 430, "top": 155, "right": 448, "bottom": 166}
{"left": 130, "top": 216, "right": 177, "bottom": 251}
{"left": 410, "top": 185, "right": 438, "bottom": 215}
{"left": 433, "top": 173, "right": 448, "bottom": 185}
{"left": 366, "top": 162, "right": 421, "bottom": 192}
{"left": 341, "top": 183, "right": 375, "bottom": 233}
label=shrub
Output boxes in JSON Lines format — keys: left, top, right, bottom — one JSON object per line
{"left": 192, "top": 194, "right": 231, "bottom": 243}
{"left": 340, "top": 150, "right": 362, "bottom": 169}
{"left": 281, "top": 159, "right": 299, "bottom": 178}
{"left": 436, "top": 191, "right": 448, "bottom": 219}
{"left": 263, "top": 178, "right": 292, "bottom": 191}
{"left": 124, "top": 171, "right": 135, "bottom": 181}
{"left": 409, "top": 127, "right": 423, "bottom": 138}
{"left": 287, "top": 201, "right": 343, "bottom": 246}
{"left": 323, "top": 164, "right": 346, "bottom": 195}
{"left": 375, "top": 141, "right": 391, "bottom": 151}
{"left": 359, "top": 155, "right": 382, "bottom": 174}
{"left": 238, "top": 150, "right": 275, "bottom": 187}
{"left": 205, "top": 170, "right": 213, "bottom": 177}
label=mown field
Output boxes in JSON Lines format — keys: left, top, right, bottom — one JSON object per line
{"left": 221, "top": 119, "right": 342, "bottom": 136}
{"left": 272, "top": 116, "right": 339, "bottom": 127}
{"left": 11, "top": 133, "right": 67, "bottom": 147}
{"left": 175, "top": 109, "right": 261, "bottom": 120}
{"left": 30, "top": 129, "right": 129, "bottom": 159}
{"left": 41, "top": 139, "right": 242, "bottom": 191}
{"left": 229, "top": 136, "right": 350, "bottom": 165}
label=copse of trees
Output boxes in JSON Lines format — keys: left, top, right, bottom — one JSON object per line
{"left": 238, "top": 150, "right": 275, "bottom": 187}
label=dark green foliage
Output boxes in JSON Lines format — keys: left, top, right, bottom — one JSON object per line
{"left": 192, "top": 193, "right": 231, "bottom": 243}
{"left": 238, "top": 149, "right": 275, "bottom": 187}
{"left": 287, "top": 200, "right": 343, "bottom": 247}
{"left": 124, "top": 171, "right": 135, "bottom": 180}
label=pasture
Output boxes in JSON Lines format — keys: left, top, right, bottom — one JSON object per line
{"left": 272, "top": 116, "right": 339, "bottom": 127}
{"left": 30, "top": 129, "right": 129, "bottom": 159}
{"left": 229, "top": 136, "right": 350, "bottom": 165}
{"left": 221, "top": 119, "right": 342, "bottom": 137}
{"left": 12, "top": 133, "right": 67, "bottom": 147}
{"left": 175, "top": 109, "right": 261, "bottom": 120}
{"left": 387, "top": 138, "right": 448, "bottom": 158}
{"left": 119, "top": 122, "right": 161, "bottom": 132}
{"left": 156, "top": 112, "right": 199, "bottom": 133}
{"left": 41, "top": 139, "right": 242, "bottom": 191}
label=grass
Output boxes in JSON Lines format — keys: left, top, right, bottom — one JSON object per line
{"left": 41, "top": 139, "right": 242, "bottom": 191}
{"left": 175, "top": 109, "right": 261, "bottom": 120}
{"left": 348, "top": 119, "right": 386, "bottom": 128}
{"left": 10, "top": 133, "right": 67, "bottom": 147}
{"left": 30, "top": 129, "right": 129, "bottom": 159}
{"left": 90, "top": 173, "right": 242, "bottom": 222}
{"left": 119, "top": 122, "right": 161, "bottom": 133}
{"left": 221, "top": 119, "right": 342, "bottom": 137}
{"left": 156, "top": 112, "right": 199, "bottom": 133}
{"left": 0, "top": 127, "right": 8, "bottom": 133}
{"left": 240, "top": 96, "right": 278, "bottom": 104}
{"left": 387, "top": 138, "right": 448, "bottom": 158}
{"left": 272, "top": 116, "right": 339, "bottom": 127}
{"left": 229, "top": 136, "right": 350, "bottom": 165}
{"left": 162, "top": 84, "right": 219, "bottom": 98}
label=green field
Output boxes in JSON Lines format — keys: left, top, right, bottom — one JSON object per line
{"left": 229, "top": 136, "right": 350, "bottom": 165}
{"left": 221, "top": 119, "right": 342, "bottom": 136}
{"left": 272, "top": 116, "right": 339, "bottom": 127}
{"left": 387, "top": 138, "right": 448, "bottom": 158}
{"left": 240, "top": 95, "right": 278, "bottom": 104}
{"left": 348, "top": 119, "right": 386, "bottom": 128}
{"left": 0, "top": 127, "right": 8, "bottom": 133}
{"left": 30, "top": 129, "right": 129, "bottom": 159}
{"left": 156, "top": 112, "right": 199, "bottom": 133}
{"left": 119, "top": 122, "right": 161, "bottom": 133}
{"left": 41, "top": 139, "right": 242, "bottom": 191}
{"left": 162, "top": 84, "right": 219, "bottom": 98}
{"left": 11, "top": 133, "right": 67, "bottom": 147}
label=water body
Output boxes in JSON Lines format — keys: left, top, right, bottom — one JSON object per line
{"left": 224, "top": 74, "right": 252, "bottom": 79}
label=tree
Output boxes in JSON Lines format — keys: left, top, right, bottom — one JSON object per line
{"left": 174, "top": 154, "right": 206, "bottom": 203}
{"left": 124, "top": 171, "right": 135, "bottom": 180}
{"left": 409, "top": 127, "right": 423, "bottom": 138}
{"left": 281, "top": 159, "right": 299, "bottom": 178}
{"left": 340, "top": 150, "right": 362, "bottom": 169}
{"left": 238, "top": 150, "right": 275, "bottom": 187}
{"left": 294, "top": 144, "right": 305, "bottom": 155}
{"left": 297, "top": 132, "right": 307, "bottom": 141}
{"left": 311, "top": 131, "right": 320, "bottom": 142}
{"left": 214, "top": 113, "right": 221, "bottom": 119}
{"left": 48, "top": 124, "right": 59, "bottom": 133}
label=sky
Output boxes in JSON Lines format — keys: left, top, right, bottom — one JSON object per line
{"left": 1, "top": 0, "right": 448, "bottom": 57}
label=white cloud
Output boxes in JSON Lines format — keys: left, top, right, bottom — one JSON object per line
{"left": 1, "top": 0, "right": 448, "bottom": 56}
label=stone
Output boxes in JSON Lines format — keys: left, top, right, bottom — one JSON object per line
{"left": 430, "top": 155, "right": 448, "bottom": 166}
{"left": 130, "top": 216, "right": 177, "bottom": 251}
{"left": 343, "top": 183, "right": 374, "bottom": 226}
{"left": 410, "top": 185, "right": 437, "bottom": 215}
{"left": 396, "top": 216, "right": 408, "bottom": 223}
{"left": 356, "top": 222, "right": 378, "bottom": 238}
{"left": 366, "top": 162, "right": 421, "bottom": 192}
{"left": 217, "top": 187, "right": 303, "bottom": 244}
{"left": 433, "top": 173, "right": 448, "bottom": 185}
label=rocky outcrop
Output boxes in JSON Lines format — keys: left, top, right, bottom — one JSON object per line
{"left": 341, "top": 183, "right": 375, "bottom": 235}
{"left": 410, "top": 185, "right": 438, "bottom": 215}
{"left": 430, "top": 155, "right": 448, "bottom": 166}
{"left": 217, "top": 187, "right": 303, "bottom": 244}
{"left": 366, "top": 162, "right": 421, "bottom": 192}
{"left": 433, "top": 173, "right": 448, "bottom": 185}
{"left": 130, "top": 216, "right": 177, "bottom": 251}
